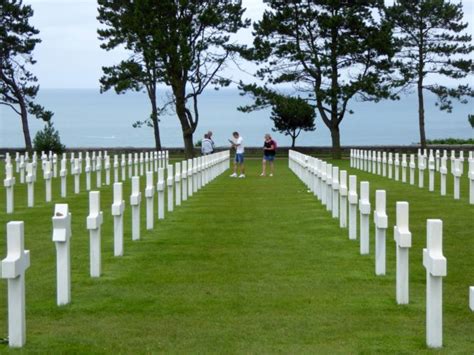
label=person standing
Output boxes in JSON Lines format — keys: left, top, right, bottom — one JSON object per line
{"left": 229, "top": 131, "right": 245, "bottom": 178}
{"left": 201, "top": 134, "right": 213, "bottom": 155}
{"left": 261, "top": 134, "right": 276, "bottom": 176}
{"left": 207, "top": 131, "right": 215, "bottom": 153}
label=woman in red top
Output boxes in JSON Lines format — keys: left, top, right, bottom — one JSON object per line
{"left": 261, "top": 133, "right": 276, "bottom": 176}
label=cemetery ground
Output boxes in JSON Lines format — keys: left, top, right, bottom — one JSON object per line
{"left": 0, "top": 157, "right": 473, "bottom": 352}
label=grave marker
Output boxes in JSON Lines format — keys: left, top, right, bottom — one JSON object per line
{"left": 1, "top": 221, "right": 30, "bottom": 348}
{"left": 157, "top": 168, "right": 165, "bottom": 219}
{"left": 85, "top": 156, "right": 92, "bottom": 191}
{"left": 96, "top": 154, "right": 102, "bottom": 188}
{"left": 26, "top": 163, "right": 34, "bottom": 207}
{"left": 401, "top": 154, "right": 407, "bottom": 183}
{"left": 419, "top": 153, "right": 426, "bottom": 188}
{"left": 394, "top": 201, "right": 412, "bottom": 304}
{"left": 188, "top": 159, "right": 194, "bottom": 198}
{"left": 388, "top": 153, "right": 393, "bottom": 179}
{"left": 326, "top": 164, "right": 333, "bottom": 212}
{"left": 182, "top": 160, "right": 188, "bottom": 201}
{"left": 332, "top": 166, "right": 339, "bottom": 219}
{"left": 469, "top": 160, "right": 474, "bottom": 204}
{"left": 167, "top": 164, "right": 174, "bottom": 212}
{"left": 19, "top": 155, "right": 25, "bottom": 183}
{"left": 104, "top": 155, "right": 111, "bottom": 185}
{"left": 423, "top": 219, "right": 447, "bottom": 348}
{"left": 145, "top": 172, "right": 155, "bottom": 230}
{"left": 339, "top": 170, "right": 348, "bottom": 228}
{"left": 111, "top": 182, "right": 125, "bottom": 256}
{"left": 86, "top": 191, "right": 103, "bottom": 277}
{"left": 428, "top": 152, "right": 435, "bottom": 192}
{"left": 175, "top": 163, "right": 182, "bottom": 206}
{"left": 409, "top": 154, "right": 416, "bottom": 185}
{"left": 44, "top": 160, "right": 52, "bottom": 202}
{"left": 72, "top": 158, "right": 80, "bottom": 194}
{"left": 374, "top": 190, "right": 388, "bottom": 275}
{"left": 130, "top": 176, "right": 142, "bottom": 240}
{"left": 359, "top": 181, "right": 371, "bottom": 255}
{"left": 52, "top": 204, "right": 72, "bottom": 306}
{"left": 348, "top": 175, "right": 358, "bottom": 240}
{"left": 453, "top": 158, "right": 462, "bottom": 199}
{"left": 394, "top": 153, "right": 400, "bottom": 181}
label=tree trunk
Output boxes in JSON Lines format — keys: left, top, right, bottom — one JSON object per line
{"left": 417, "top": 77, "right": 426, "bottom": 148}
{"left": 330, "top": 125, "right": 341, "bottom": 160}
{"left": 183, "top": 131, "right": 194, "bottom": 158}
{"left": 150, "top": 99, "right": 162, "bottom": 151}
{"left": 19, "top": 100, "right": 32, "bottom": 150}
{"left": 291, "top": 135, "right": 296, "bottom": 148}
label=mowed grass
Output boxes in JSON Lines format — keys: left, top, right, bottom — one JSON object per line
{"left": 0, "top": 156, "right": 472, "bottom": 353}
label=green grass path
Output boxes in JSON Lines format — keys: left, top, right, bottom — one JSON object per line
{"left": 0, "top": 158, "right": 473, "bottom": 352}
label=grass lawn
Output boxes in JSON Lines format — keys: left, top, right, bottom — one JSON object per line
{"left": 0, "top": 156, "right": 473, "bottom": 353}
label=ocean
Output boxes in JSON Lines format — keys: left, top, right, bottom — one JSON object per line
{"left": 1, "top": 88, "right": 472, "bottom": 148}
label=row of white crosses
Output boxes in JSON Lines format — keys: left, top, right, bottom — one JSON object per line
{"left": 350, "top": 149, "right": 474, "bottom": 204}
{"left": 289, "top": 150, "right": 450, "bottom": 349}
{"left": 3, "top": 150, "right": 170, "bottom": 214}
{"left": 0, "top": 150, "right": 230, "bottom": 348}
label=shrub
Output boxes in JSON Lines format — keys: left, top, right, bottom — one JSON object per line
{"left": 33, "top": 121, "right": 66, "bottom": 154}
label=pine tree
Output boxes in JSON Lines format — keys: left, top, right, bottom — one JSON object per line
{"left": 0, "top": 0, "right": 53, "bottom": 150}
{"left": 387, "top": 0, "right": 474, "bottom": 147}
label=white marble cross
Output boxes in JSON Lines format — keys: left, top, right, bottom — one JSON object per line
{"left": 111, "top": 182, "right": 125, "bottom": 256}
{"left": 145, "top": 171, "right": 155, "bottom": 230}
{"left": 388, "top": 153, "right": 393, "bottom": 179}
{"left": 175, "top": 163, "right": 182, "bottom": 206}
{"left": 187, "top": 159, "right": 194, "bottom": 197}
{"left": 339, "top": 170, "right": 348, "bottom": 228}
{"left": 157, "top": 167, "right": 165, "bottom": 219}
{"left": 1, "top": 221, "right": 30, "bottom": 348}
{"left": 359, "top": 181, "right": 371, "bottom": 255}
{"left": 139, "top": 152, "right": 144, "bottom": 176}
{"left": 382, "top": 152, "right": 387, "bottom": 177}
{"left": 96, "top": 153, "right": 102, "bottom": 188}
{"left": 85, "top": 156, "right": 92, "bottom": 191}
{"left": 121, "top": 154, "right": 126, "bottom": 181}
{"left": 394, "top": 201, "right": 412, "bottom": 304}
{"left": 374, "top": 190, "right": 388, "bottom": 275}
{"left": 52, "top": 154, "right": 58, "bottom": 178}
{"left": 72, "top": 158, "right": 80, "bottom": 194}
{"left": 130, "top": 176, "right": 142, "bottom": 240}
{"left": 26, "top": 163, "right": 34, "bottom": 207}
{"left": 91, "top": 151, "right": 97, "bottom": 172}
{"left": 128, "top": 153, "right": 133, "bottom": 178}
{"left": 60, "top": 157, "right": 67, "bottom": 198}
{"left": 113, "top": 155, "right": 119, "bottom": 183}
{"left": 86, "top": 191, "right": 103, "bottom": 277}
{"left": 134, "top": 153, "right": 139, "bottom": 176}
{"left": 52, "top": 203, "right": 72, "bottom": 306}
{"left": 181, "top": 160, "right": 188, "bottom": 201}
{"left": 348, "top": 175, "right": 358, "bottom": 240}
{"left": 44, "top": 160, "right": 53, "bottom": 202}
{"left": 394, "top": 153, "right": 400, "bottom": 181}
{"left": 435, "top": 150, "right": 440, "bottom": 171}
{"left": 409, "top": 154, "right": 416, "bottom": 185}
{"left": 167, "top": 164, "right": 174, "bottom": 212}
{"left": 376, "top": 151, "right": 382, "bottom": 175}
{"left": 331, "top": 166, "right": 339, "bottom": 219}
{"left": 423, "top": 219, "right": 447, "bottom": 348}
{"left": 469, "top": 287, "right": 474, "bottom": 311}
{"left": 4, "top": 163, "right": 16, "bottom": 214}
{"left": 440, "top": 156, "right": 447, "bottom": 196}
{"left": 428, "top": 152, "right": 435, "bottom": 192}
{"left": 104, "top": 155, "right": 111, "bottom": 185}
{"left": 19, "top": 155, "right": 25, "bottom": 184}
{"left": 326, "top": 164, "right": 333, "bottom": 212}
{"left": 401, "top": 154, "right": 407, "bottom": 183}
{"left": 469, "top": 159, "right": 474, "bottom": 204}
{"left": 193, "top": 158, "right": 199, "bottom": 193}
{"left": 321, "top": 161, "right": 327, "bottom": 205}
{"left": 453, "top": 158, "right": 462, "bottom": 199}
{"left": 418, "top": 153, "right": 426, "bottom": 188}
{"left": 15, "top": 152, "right": 20, "bottom": 173}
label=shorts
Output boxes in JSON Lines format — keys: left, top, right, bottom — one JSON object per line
{"left": 235, "top": 153, "right": 244, "bottom": 163}
{"left": 263, "top": 155, "right": 275, "bottom": 162}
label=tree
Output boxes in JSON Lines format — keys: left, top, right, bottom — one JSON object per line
{"left": 387, "top": 0, "right": 474, "bottom": 148}
{"left": 97, "top": 0, "right": 165, "bottom": 150}
{"left": 238, "top": 85, "right": 315, "bottom": 147}
{"left": 469, "top": 114, "right": 474, "bottom": 129}
{"left": 239, "top": 0, "right": 395, "bottom": 159}
{"left": 271, "top": 96, "right": 316, "bottom": 148}
{"left": 0, "top": 0, "right": 53, "bottom": 150}
{"left": 98, "top": 0, "right": 249, "bottom": 158}
{"left": 33, "top": 121, "right": 65, "bottom": 154}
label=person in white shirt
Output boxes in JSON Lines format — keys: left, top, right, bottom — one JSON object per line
{"left": 229, "top": 131, "right": 245, "bottom": 178}
{"left": 201, "top": 134, "right": 213, "bottom": 155}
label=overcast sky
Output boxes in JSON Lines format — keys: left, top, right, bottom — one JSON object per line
{"left": 22, "top": 0, "right": 474, "bottom": 89}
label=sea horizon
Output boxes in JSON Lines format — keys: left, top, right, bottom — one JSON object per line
{"left": 1, "top": 88, "right": 472, "bottom": 149}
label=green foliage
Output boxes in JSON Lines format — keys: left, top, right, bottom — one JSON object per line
{"left": 0, "top": 0, "right": 53, "bottom": 149}
{"left": 195, "top": 139, "right": 202, "bottom": 147}
{"left": 33, "top": 121, "right": 65, "bottom": 154}
{"left": 387, "top": 0, "right": 474, "bottom": 145}
{"left": 469, "top": 114, "right": 474, "bottom": 128}
{"left": 239, "top": 1, "right": 395, "bottom": 158}
{"left": 425, "top": 138, "right": 474, "bottom": 145}
{"left": 97, "top": 0, "right": 249, "bottom": 157}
